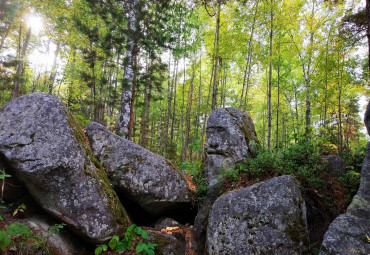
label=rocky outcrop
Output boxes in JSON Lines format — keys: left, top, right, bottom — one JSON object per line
{"left": 204, "top": 107, "right": 258, "bottom": 187}
{"left": 320, "top": 142, "right": 370, "bottom": 255}
{"left": 0, "top": 93, "right": 129, "bottom": 243}
{"left": 207, "top": 175, "right": 309, "bottom": 255}
{"left": 86, "top": 122, "right": 193, "bottom": 216}
{"left": 320, "top": 154, "right": 346, "bottom": 177}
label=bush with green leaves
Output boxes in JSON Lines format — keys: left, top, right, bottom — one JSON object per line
{"left": 180, "top": 160, "right": 208, "bottom": 198}
{"left": 0, "top": 222, "right": 47, "bottom": 253}
{"left": 223, "top": 137, "right": 325, "bottom": 192}
{"left": 95, "top": 224, "right": 156, "bottom": 255}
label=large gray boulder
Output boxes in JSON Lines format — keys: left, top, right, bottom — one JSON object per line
{"left": 320, "top": 142, "right": 370, "bottom": 254}
{"left": 0, "top": 93, "right": 130, "bottom": 243}
{"left": 207, "top": 175, "right": 309, "bottom": 255}
{"left": 205, "top": 107, "right": 258, "bottom": 187}
{"left": 86, "top": 122, "right": 193, "bottom": 216}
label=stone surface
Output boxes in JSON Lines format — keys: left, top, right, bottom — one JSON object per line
{"left": 0, "top": 93, "right": 129, "bottom": 243}
{"left": 320, "top": 142, "right": 370, "bottom": 255}
{"left": 207, "top": 175, "right": 309, "bottom": 255}
{"left": 24, "top": 215, "right": 88, "bottom": 255}
{"left": 205, "top": 107, "right": 259, "bottom": 187}
{"left": 364, "top": 100, "right": 370, "bottom": 136}
{"left": 147, "top": 230, "right": 186, "bottom": 255}
{"left": 154, "top": 218, "right": 180, "bottom": 230}
{"left": 320, "top": 154, "right": 346, "bottom": 177}
{"left": 86, "top": 122, "right": 193, "bottom": 216}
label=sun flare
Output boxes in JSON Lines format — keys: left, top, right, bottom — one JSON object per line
{"left": 25, "top": 13, "right": 44, "bottom": 34}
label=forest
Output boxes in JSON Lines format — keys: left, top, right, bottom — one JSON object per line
{"left": 0, "top": 0, "right": 369, "bottom": 161}
{"left": 1, "top": 0, "right": 370, "bottom": 254}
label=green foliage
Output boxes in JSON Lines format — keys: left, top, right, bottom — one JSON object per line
{"left": 48, "top": 223, "right": 66, "bottom": 235}
{"left": 180, "top": 160, "right": 208, "bottom": 198}
{"left": 225, "top": 137, "right": 325, "bottom": 192}
{"left": 13, "top": 203, "right": 26, "bottom": 216}
{"left": 95, "top": 224, "right": 156, "bottom": 255}
{"left": 0, "top": 222, "right": 42, "bottom": 253}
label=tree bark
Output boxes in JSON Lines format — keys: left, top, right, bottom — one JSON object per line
{"left": 48, "top": 42, "right": 61, "bottom": 95}
{"left": 211, "top": 0, "right": 221, "bottom": 111}
{"left": 10, "top": 26, "right": 31, "bottom": 101}
{"left": 267, "top": 2, "right": 273, "bottom": 150}
{"left": 117, "top": 0, "right": 138, "bottom": 138}
{"left": 240, "top": 0, "right": 259, "bottom": 109}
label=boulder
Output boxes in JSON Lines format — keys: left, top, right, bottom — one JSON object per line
{"left": 320, "top": 141, "right": 370, "bottom": 255}
{"left": 154, "top": 218, "right": 180, "bottom": 230}
{"left": 147, "top": 230, "right": 186, "bottom": 255}
{"left": 0, "top": 93, "right": 129, "bottom": 243}
{"left": 86, "top": 122, "right": 193, "bottom": 216}
{"left": 320, "top": 154, "right": 346, "bottom": 177}
{"left": 24, "top": 215, "right": 88, "bottom": 255}
{"left": 207, "top": 175, "right": 309, "bottom": 255}
{"left": 204, "top": 107, "right": 259, "bottom": 187}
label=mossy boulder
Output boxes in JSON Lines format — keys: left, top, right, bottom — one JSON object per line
{"left": 0, "top": 93, "right": 129, "bottom": 243}
{"left": 206, "top": 175, "right": 309, "bottom": 255}
{"left": 86, "top": 122, "right": 193, "bottom": 216}
{"left": 320, "top": 141, "right": 370, "bottom": 255}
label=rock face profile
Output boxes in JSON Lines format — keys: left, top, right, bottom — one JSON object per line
{"left": 86, "top": 122, "right": 193, "bottom": 216}
{"left": 0, "top": 93, "right": 129, "bottom": 243}
{"left": 204, "top": 107, "right": 259, "bottom": 187}
{"left": 193, "top": 107, "right": 259, "bottom": 254}
{"left": 207, "top": 175, "right": 309, "bottom": 255}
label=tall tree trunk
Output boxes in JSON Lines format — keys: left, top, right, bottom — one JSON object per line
{"left": 183, "top": 58, "right": 195, "bottom": 162}
{"left": 366, "top": 0, "right": 370, "bottom": 70}
{"left": 170, "top": 59, "right": 179, "bottom": 143}
{"left": 181, "top": 38, "right": 187, "bottom": 161}
{"left": 140, "top": 58, "right": 153, "bottom": 148}
{"left": 10, "top": 26, "right": 31, "bottom": 101}
{"left": 0, "top": 21, "right": 12, "bottom": 53}
{"left": 195, "top": 54, "right": 202, "bottom": 161}
{"left": 240, "top": 0, "right": 259, "bottom": 109}
{"left": 211, "top": 0, "right": 221, "bottom": 110}
{"left": 293, "top": 81, "right": 300, "bottom": 136}
{"left": 324, "top": 24, "right": 333, "bottom": 128}
{"left": 128, "top": 44, "right": 138, "bottom": 140}
{"left": 338, "top": 56, "right": 343, "bottom": 150}
{"left": 48, "top": 42, "right": 61, "bottom": 95}
{"left": 67, "top": 48, "right": 76, "bottom": 108}
{"left": 275, "top": 42, "right": 280, "bottom": 151}
{"left": 117, "top": 0, "right": 138, "bottom": 138}
{"left": 164, "top": 54, "right": 173, "bottom": 153}
{"left": 267, "top": 2, "right": 273, "bottom": 150}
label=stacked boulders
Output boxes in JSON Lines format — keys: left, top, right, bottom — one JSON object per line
{"left": 0, "top": 93, "right": 192, "bottom": 254}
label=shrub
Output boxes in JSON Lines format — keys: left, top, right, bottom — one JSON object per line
{"left": 95, "top": 224, "right": 156, "bottom": 255}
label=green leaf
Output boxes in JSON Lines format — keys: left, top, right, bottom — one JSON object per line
{"left": 116, "top": 241, "right": 128, "bottom": 252}
{"left": 108, "top": 235, "right": 119, "bottom": 250}
{"left": 136, "top": 241, "right": 145, "bottom": 253}
{"left": 141, "top": 230, "right": 148, "bottom": 240}
{"left": 94, "top": 246, "right": 103, "bottom": 255}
